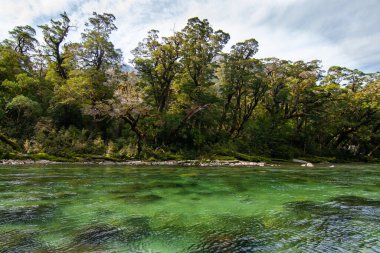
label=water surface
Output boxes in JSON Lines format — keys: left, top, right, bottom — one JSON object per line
{"left": 0, "top": 164, "right": 379, "bottom": 252}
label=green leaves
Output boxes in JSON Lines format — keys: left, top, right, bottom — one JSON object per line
{"left": 6, "top": 95, "right": 41, "bottom": 122}
{"left": 132, "top": 30, "right": 180, "bottom": 113}
{"left": 219, "top": 39, "right": 266, "bottom": 137}
{"left": 81, "top": 12, "right": 121, "bottom": 71}
{"left": 53, "top": 72, "right": 92, "bottom": 107}
{"left": 8, "top": 25, "right": 38, "bottom": 55}
{"left": 39, "top": 12, "right": 71, "bottom": 79}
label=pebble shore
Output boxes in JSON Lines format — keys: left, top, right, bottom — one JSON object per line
{"left": 0, "top": 159, "right": 270, "bottom": 167}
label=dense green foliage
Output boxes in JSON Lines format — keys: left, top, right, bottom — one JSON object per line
{"left": 0, "top": 13, "right": 379, "bottom": 161}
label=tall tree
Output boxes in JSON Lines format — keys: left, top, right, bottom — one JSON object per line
{"left": 39, "top": 12, "right": 71, "bottom": 79}
{"left": 81, "top": 12, "right": 121, "bottom": 71}
{"left": 170, "top": 17, "right": 230, "bottom": 140}
{"left": 322, "top": 67, "right": 380, "bottom": 153}
{"left": 0, "top": 45, "right": 24, "bottom": 82}
{"left": 323, "top": 66, "right": 374, "bottom": 92}
{"left": 8, "top": 25, "right": 38, "bottom": 56}
{"left": 219, "top": 39, "right": 268, "bottom": 137}
{"left": 178, "top": 17, "right": 230, "bottom": 105}
{"left": 83, "top": 72, "right": 149, "bottom": 156}
{"left": 132, "top": 30, "right": 181, "bottom": 113}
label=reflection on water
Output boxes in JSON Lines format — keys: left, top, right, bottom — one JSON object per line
{"left": 0, "top": 164, "right": 379, "bottom": 252}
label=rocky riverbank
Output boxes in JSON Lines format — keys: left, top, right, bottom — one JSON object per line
{"left": 0, "top": 159, "right": 272, "bottom": 167}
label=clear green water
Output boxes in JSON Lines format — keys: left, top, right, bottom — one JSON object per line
{"left": 0, "top": 164, "right": 379, "bottom": 252}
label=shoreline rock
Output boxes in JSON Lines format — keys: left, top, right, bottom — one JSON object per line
{"left": 0, "top": 159, "right": 59, "bottom": 165}
{"left": 0, "top": 159, "right": 272, "bottom": 167}
{"left": 292, "top": 158, "right": 314, "bottom": 167}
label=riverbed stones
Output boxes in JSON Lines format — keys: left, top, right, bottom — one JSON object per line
{"left": 111, "top": 181, "right": 197, "bottom": 195}
{"left": 0, "top": 230, "right": 50, "bottom": 252}
{"left": 122, "top": 216, "right": 151, "bottom": 241}
{"left": 285, "top": 200, "right": 344, "bottom": 217}
{"left": 73, "top": 217, "right": 151, "bottom": 246}
{"left": 189, "top": 231, "right": 260, "bottom": 253}
{"left": 330, "top": 195, "right": 380, "bottom": 207}
{"left": 74, "top": 224, "right": 124, "bottom": 245}
{"left": 120, "top": 193, "right": 163, "bottom": 203}
{"left": 0, "top": 159, "right": 270, "bottom": 167}
{"left": 0, "top": 204, "right": 56, "bottom": 224}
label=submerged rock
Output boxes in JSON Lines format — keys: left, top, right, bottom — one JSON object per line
{"left": 110, "top": 183, "right": 145, "bottom": 194}
{"left": 189, "top": 231, "right": 260, "bottom": 253}
{"left": 285, "top": 200, "right": 349, "bottom": 219}
{"left": 148, "top": 181, "right": 195, "bottom": 189}
{"left": 330, "top": 195, "right": 380, "bottom": 207}
{"left": 111, "top": 181, "right": 196, "bottom": 195}
{"left": 74, "top": 224, "right": 124, "bottom": 245}
{"left": 0, "top": 230, "right": 50, "bottom": 253}
{"left": 0, "top": 204, "right": 56, "bottom": 224}
{"left": 73, "top": 217, "right": 151, "bottom": 246}
{"left": 329, "top": 195, "right": 380, "bottom": 222}
{"left": 40, "top": 191, "right": 78, "bottom": 200}
{"left": 118, "top": 193, "right": 163, "bottom": 203}
{"left": 188, "top": 215, "right": 276, "bottom": 253}
{"left": 122, "top": 216, "right": 151, "bottom": 241}
{"left": 285, "top": 200, "right": 327, "bottom": 213}
{"left": 283, "top": 197, "right": 380, "bottom": 251}
{"left": 286, "top": 196, "right": 380, "bottom": 220}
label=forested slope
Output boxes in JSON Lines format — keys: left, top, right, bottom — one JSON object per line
{"left": 0, "top": 13, "right": 379, "bottom": 161}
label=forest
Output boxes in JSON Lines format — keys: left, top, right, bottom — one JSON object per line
{"left": 0, "top": 12, "right": 379, "bottom": 162}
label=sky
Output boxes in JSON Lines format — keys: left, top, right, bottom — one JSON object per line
{"left": 0, "top": 0, "right": 379, "bottom": 72}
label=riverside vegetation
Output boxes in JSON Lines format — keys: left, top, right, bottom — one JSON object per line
{"left": 0, "top": 12, "right": 379, "bottom": 162}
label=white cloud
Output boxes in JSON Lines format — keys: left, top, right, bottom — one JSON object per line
{"left": 0, "top": 0, "right": 379, "bottom": 72}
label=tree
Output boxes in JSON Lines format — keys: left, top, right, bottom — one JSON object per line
{"left": 323, "top": 66, "right": 375, "bottom": 92}
{"left": 0, "top": 12, "right": 379, "bottom": 160}
{"left": 8, "top": 25, "right": 38, "bottom": 56}
{"left": 81, "top": 12, "right": 121, "bottom": 71}
{"left": 6, "top": 95, "right": 41, "bottom": 123}
{"left": 178, "top": 17, "right": 230, "bottom": 106}
{"left": 169, "top": 17, "right": 230, "bottom": 142}
{"left": 322, "top": 68, "right": 380, "bottom": 154}
{"left": 76, "top": 12, "right": 123, "bottom": 109}
{"left": 0, "top": 45, "right": 24, "bottom": 82}
{"left": 1, "top": 73, "right": 51, "bottom": 107}
{"left": 39, "top": 12, "right": 71, "bottom": 79}
{"left": 83, "top": 72, "right": 150, "bottom": 156}
{"left": 132, "top": 30, "right": 181, "bottom": 113}
{"left": 219, "top": 39, "right": 268, "bottom": 137}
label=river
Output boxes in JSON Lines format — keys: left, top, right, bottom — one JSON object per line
{"left": 0, "top": 164, "right": 379, "bottom": 252}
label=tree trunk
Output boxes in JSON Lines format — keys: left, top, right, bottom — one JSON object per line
{"left": 169, "top": 104, "right": 209, "bottom": 142}
{"left": 123, "top": 114, "right": 145, "bottom": 157}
